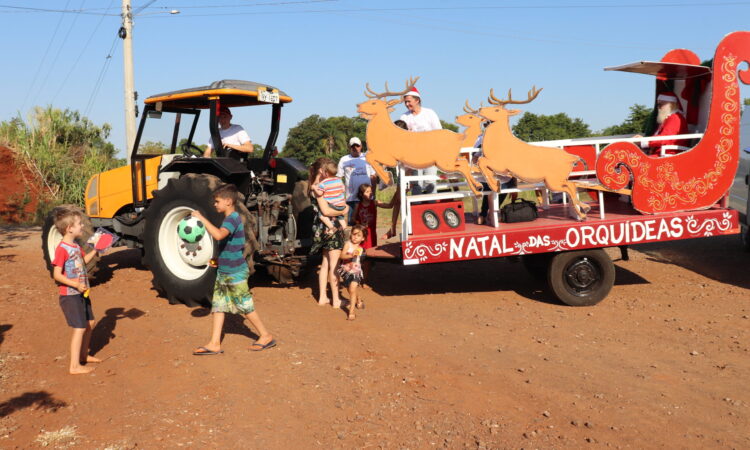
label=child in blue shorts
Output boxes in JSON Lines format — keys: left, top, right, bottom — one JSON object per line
{"left": 51, "top": 206, "right": 101, "bottom": 374}
{"left": 191, "top": 184, "right": 276, "bottom": 354}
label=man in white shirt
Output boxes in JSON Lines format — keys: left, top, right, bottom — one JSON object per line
{"left": 337, "top": 137, "right": 376, "bottom": 224}
{"left": 203, "top": 106, "right": 255, "bottom": 159}
{"left": 399, "top": 87, "right": 441, "bottom": 194}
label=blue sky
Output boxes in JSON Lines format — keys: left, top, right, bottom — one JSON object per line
{"left": 1, "top": 0, "right": 749, "bottom": 157}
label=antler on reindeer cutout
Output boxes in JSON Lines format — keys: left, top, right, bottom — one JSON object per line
{"left": 357, "top": 78, "right": 483, "bottom": 195}
{"left": 477, "top": 86, "right": 592, "bottom": 220}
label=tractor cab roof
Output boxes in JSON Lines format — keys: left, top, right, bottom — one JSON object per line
{"left": 144, "top": 79, "right": 292, "bottom": 109}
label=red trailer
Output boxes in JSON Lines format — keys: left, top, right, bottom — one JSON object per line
{"left": 365, "top": 31, "right": 749, "bottom": 306}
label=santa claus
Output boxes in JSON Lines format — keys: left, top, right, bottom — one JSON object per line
{"left": 637, "top": 92, "right": 689, "bottom": 156}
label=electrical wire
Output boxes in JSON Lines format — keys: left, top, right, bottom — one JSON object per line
{"left": 20, "top": 0, "right": 71, "bottom": 113}
{"left": 31, "top": 0, "right": 87, "bottom": 107}
{"left": 84, "top": 34, "right": 119, "bottom": 118}
{"left": 2, "top": 1, "right": 750, "bottom": 16}
{"left": 51, "top": 0, "right": 117, "bottom": 104}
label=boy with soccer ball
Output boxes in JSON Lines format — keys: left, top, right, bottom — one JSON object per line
{"left": 191, "top": 184, "right": 276, "bottom": 354}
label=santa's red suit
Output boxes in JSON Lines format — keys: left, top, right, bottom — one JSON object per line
{"left": 645, "top": 110, "right": 689, "bottom": 155}
{"left": 643, "top": 92, "right": 690, "bottom": 156}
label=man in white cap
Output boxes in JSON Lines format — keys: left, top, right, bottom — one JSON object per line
{"left": 635, "top": 92, "right": 689, "bottom": 156}
{"left": 399, "top": 87, "right": 442, "bottom": 194}
{"left": 337, "top": 136, "right": 376, "bottom": 224}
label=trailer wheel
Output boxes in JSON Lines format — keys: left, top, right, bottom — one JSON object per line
{"left": 41, "top": 205, "right": 100, "bottom": 279}
{"left": 143, "top": 175, "right": 224, "bottom": 307}
{"left": 547, "top": 249, "right": 614, "bottom": 306}
{"left": 522, "top": 253, "right": 552, "bottom": 280}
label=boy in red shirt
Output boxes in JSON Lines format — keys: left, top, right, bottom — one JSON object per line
{"left": 51, "top": 206, "right": 100, "bottom": 374}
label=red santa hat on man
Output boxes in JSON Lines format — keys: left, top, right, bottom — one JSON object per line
{"left": 657, "top": 92, "right": 682, "bottom": 110}
{"left": 403, "top": 87, "right": 421, "bottom": 98}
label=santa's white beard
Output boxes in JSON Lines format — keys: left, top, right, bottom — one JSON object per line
{"left": 656, "top": 104, "right": 676, "bottom": 124}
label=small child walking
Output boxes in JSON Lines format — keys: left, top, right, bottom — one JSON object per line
{"left": 337, "top": 224, "right": 367, "bottom": 320}
{"left": 192, "top": 184, "right": 276, "bottom": 354}
{"left": 51, "top": 206, "right": 101, "bottom": 374}
{"left": 314, "top": 160, "right": 348, "bottom": 232}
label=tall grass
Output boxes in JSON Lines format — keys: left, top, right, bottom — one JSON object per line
{"left": 0, "top": 107, "right": 123, "bottom": 222}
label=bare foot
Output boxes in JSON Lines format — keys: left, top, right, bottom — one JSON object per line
{"left": 81, "top": 356, "right": 102, "bottom": 364}
{"left": 347, "top": 312, "right": 356, "bottom": 321}
{"left": 332, "top": 300, "right": 342, "bottom": 309}
{"left": 317, "top": 297, "right": 329, "bottom": 306}
{"left": 69, "top": 365, "right": 95, "bottom": 375}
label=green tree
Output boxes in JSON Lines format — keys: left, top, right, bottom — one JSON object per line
{"left": 283, "top": 115, "right": 367, "bottom": 166}
{"left": 599, "top": 104, "right": 653, "bottom": 136}
{"left": 140, "top": 140, "right": 169, "bottom": 155}
{"left": 512, "top": 112, "right": 592, "bottom": 142}
{"left": 440, "top": 120, "right": 459, "bottom": 132}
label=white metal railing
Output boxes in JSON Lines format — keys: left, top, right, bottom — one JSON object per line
{"left": 395, "top": 133, "right": 704, "bottom": 238}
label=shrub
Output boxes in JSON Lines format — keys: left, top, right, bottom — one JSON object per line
{"left": 0, "top": 107, "right": 123, "bottom": 222}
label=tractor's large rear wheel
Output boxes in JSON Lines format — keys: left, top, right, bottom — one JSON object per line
{"left": 41, "top": 205, "right": 100, "bottom": 279}
{"left": 143, "top": 175, "right": 224, "bottom": 307}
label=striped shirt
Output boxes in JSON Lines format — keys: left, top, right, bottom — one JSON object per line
{"left": 217, "top": 212, "right": 247, "bottom": 274}
{"left": 319, "top": 177, "right": 346, "bottom": 208}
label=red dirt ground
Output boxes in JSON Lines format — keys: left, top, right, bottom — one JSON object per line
{"left": 1, "top": 226, "right": 749, "bottom": 448}
{"left": 0, "top": 145, "right": 39, "bottom": 224}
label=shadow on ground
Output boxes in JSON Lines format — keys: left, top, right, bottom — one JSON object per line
{"left": 91, "top": 248, "right": 146, "bottom": 287}
{"left": 364, "top": 256, "right": 649, "bottom": 305}
{"left": 0, "top": 324, "right": 11, "bottom": 347}
{"left": 0, "top": 391, "right": 67, "bottom": 418}
{"left": 90, "top": 307, "right": 146, "bottom": 356}
{"left": 635, "top": 234, "right": 750, "bottom": 289}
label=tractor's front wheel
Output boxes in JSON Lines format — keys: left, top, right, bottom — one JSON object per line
{"left": 41, "top": 205, "right": 100, "bottom": 279}
{"left": 143, "top": 175, "right": 224, "bottom": 307}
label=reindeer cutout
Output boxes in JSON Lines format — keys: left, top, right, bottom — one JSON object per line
{"left": 477, "top": 87, "right": 591, "bottom": 220}
{"left": 456, "top": 101, "right": 485, "bottom": 151}
{"left": 357, "top": 77, "right": 482, "bottom": 195}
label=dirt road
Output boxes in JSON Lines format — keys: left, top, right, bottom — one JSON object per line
{"left": 1, "top": 227, "right": 748, "bottom": 448}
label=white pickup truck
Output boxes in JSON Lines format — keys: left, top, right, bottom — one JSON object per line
{"left": 729, "top": 107, "right": 750, "bottom": 250}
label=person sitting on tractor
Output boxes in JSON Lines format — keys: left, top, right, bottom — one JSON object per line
{"left": 202, "top": 106, "right": 255, "bottom": 159}
{"left": 634, "top": 92, "right": 689, "bottom": 156}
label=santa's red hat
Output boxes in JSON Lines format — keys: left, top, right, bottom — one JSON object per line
{"left": 657, "top": 92, "right": 679, "bottom": 104}
{"left": 403, "top": 87, "right": 420, "bottom": 98}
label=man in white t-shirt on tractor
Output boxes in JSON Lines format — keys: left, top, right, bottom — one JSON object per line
{"left": 399, "top": 86, "right": 441, "bottom": 194}
{"left": 203, "top": 106, "right": 255, "bottom": 159}
{"left": 337, "top": 136, "right": 376, "bottom": 224}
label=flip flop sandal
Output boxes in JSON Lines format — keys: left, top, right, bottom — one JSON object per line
{"left": 250, "top": 340, "right": 277, "bottom": 352}
{"left": 193, "top": 346, "right": 224, "bottom": 356}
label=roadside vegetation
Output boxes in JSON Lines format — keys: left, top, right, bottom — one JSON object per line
{"left": 0, "top": 107, "right": 122, "bottom": 223}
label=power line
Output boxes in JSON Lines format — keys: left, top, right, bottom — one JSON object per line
{"left": 20, "top": 0, "right": 71, "bottom": 113}
{"left": 84, "top": 34, "right": 119, "bottom": 118}
{"left": 3, "top": 1, "right": 750, "bottom": 16}
{"left": 31, "top": 0, "right": 87, "bottom": 107}
{"left": 51, "top": 0, "right": 117, "bottom": 104}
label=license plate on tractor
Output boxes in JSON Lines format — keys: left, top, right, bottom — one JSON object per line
{"left": 258, "top": 89, "right": 279, "bottom": 103}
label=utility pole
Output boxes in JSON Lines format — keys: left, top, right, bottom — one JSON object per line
{"left": 121, "top": 0, "right": 136, "bottom": 165}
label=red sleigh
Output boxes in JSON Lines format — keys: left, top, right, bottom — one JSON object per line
{"left": 596, "top": 31, "right": 750, "bottom": 214}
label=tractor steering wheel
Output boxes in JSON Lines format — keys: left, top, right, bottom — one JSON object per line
{"left": 181, "top": 142, "right": 204, "bottom": 157}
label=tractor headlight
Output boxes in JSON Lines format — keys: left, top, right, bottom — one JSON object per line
{"left": 87, "top": 175, "right": 98, "bottom": 199}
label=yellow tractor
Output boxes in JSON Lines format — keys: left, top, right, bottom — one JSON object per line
{"left": 41, "top": 80, "right": 314, "bottom": 306}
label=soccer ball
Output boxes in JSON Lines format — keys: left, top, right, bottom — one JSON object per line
{"left": 177, "top": 215, "right": 206, "bottom": 243}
